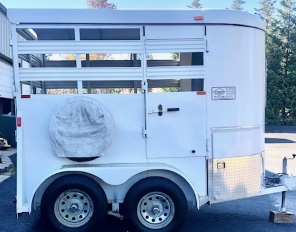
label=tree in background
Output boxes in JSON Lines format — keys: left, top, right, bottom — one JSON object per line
{"left": 231, "top": 0, "right": 246, "bottom": 10}
{"left": 256, "top": 0, "right": 283, "bottom": 124}
{"left": 275, "top": 0, "right": 296, "bottom": 124}
{"left": 87, "top": 0, "right": 116, "bottom": 9}
{"left": 188, "top": 0, "right": 202, "bottom": 8}
{"left": 258, "top": 0, "right": 296, "bottom": 125}
{"left": 255, "top": 0, "right": 276, "bottom": 31}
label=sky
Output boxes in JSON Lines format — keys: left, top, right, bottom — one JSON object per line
{"left": 0, "top": 0, "right": 260, "bottom": 13}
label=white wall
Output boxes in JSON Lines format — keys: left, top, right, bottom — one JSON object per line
{"left": 0, "top": 60, "right": 13, "bottom": 99}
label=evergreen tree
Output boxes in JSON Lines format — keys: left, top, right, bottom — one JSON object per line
{"left": 265, "top": 0, "right": 296, "bottom": 124}
{"left": 256, "top": 0, "right": 283, "bottom": 124}
{"left": 231, "top": 0, "right": 246, "bottom": 11}
{"left": 255, "top": 0, "right": 276, "bottom": 31}
{"left": 276, "top": 0, "right": 296, "bottom": 124}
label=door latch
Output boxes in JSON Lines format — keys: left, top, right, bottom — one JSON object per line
{"left": 158, "top": 104, "right": 163, "bottom": 116}
{"left": 148, "top": 104, "right": 180, "bottom": 116}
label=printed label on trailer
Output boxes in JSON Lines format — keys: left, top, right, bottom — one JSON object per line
{"left": 211, "top": 87, "right": 236, "bottom": 100}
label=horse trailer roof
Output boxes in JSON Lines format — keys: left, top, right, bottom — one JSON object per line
{"left": 7, "top": 9, "right": 265, "bottom": 31}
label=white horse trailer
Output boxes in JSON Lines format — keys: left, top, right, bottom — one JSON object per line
{"left": 7, "top": 8, "right": 296, "bottom": 232}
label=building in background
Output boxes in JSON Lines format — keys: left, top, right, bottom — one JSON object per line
{"left": 0, "top": 3, "right": 14, "bottom": 115}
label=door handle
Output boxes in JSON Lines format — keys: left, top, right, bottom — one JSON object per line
{"left": 148, "top": 105, "right": 180, "bottom": 116}
{"left": 167, "top": 108, "right": 180, "bottom": 112}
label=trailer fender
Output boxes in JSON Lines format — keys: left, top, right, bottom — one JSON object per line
{"left": 31, "top": 163, "right": 199, "bottom": 212}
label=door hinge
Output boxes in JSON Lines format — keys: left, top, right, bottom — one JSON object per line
{"left": 141, "top": 81, "right": 147, "bottom": 93}
{"left": 142, "top": 128, "right": 147, "bottom": 138}
{"left": 206, "top": 139, "right": 210, "bottom": 152}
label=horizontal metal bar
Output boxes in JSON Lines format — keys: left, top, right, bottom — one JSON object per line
{"left": 211, "top": 125, "right": 261, "bottom": 132}
{"left": 17, "top": 40, "right": 143, "bottom": 54}
{"left": 16, "top": 24, "right": 143, "bottom": 29}
{"left": 19, "top": 67, "right": 143, "bottom": 81}
{"left": 43, "top": 80, "right": 141, "bottom": 89}
{"left": 146, "top": 39, "right": 205, "bottom": 53}
{"left": 146, "top": 66, "right": 205, "bottom": 80}
{"left": 260, "top": 186, "right": 288, "bottom": 195}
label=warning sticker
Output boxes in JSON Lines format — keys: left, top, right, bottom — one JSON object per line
{"left": 211, "top": 87, "right": 236, "bottom": 100}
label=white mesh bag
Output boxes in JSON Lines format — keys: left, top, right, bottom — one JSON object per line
{"left": 49, "top": 96, "right": 113, "bottom": 158}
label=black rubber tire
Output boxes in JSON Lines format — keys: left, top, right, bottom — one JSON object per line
{"left": 123, "top": 177, "right": 188, "bottom": 232}
{"left": 41, "top": 175, "right": 108, "bottom": 232}
{"left": 67, "top": 157, "right": 99, "bottom": 162}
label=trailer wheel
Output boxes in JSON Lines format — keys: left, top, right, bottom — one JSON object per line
{"left": 123, "top": 177, "right": 188, "bottom": 232}
{"left": 41, "top": 175, "right": 107, "bottom": 232}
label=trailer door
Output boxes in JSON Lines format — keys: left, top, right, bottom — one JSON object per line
{"left": 145, "top": 26, "right": 207, "bottom": 158}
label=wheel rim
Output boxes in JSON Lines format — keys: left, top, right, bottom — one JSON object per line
{"left": 54, "top": 189, "right": 94, "bottom": 228}
{"left": 137, "top": 192, "right": 175, "bottom": 229}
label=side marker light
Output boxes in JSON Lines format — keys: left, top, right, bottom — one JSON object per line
{"left": 21, "top": 95, "right": 31, "bottom": 98}
{"left": 17, "top": 117, "right": 22, "bottom": 127}
{"left": 197, "top": 91, "right": 206, "bottom": 95}
{"left": 194, "top": 16, "right": 204, "bottom": 21}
